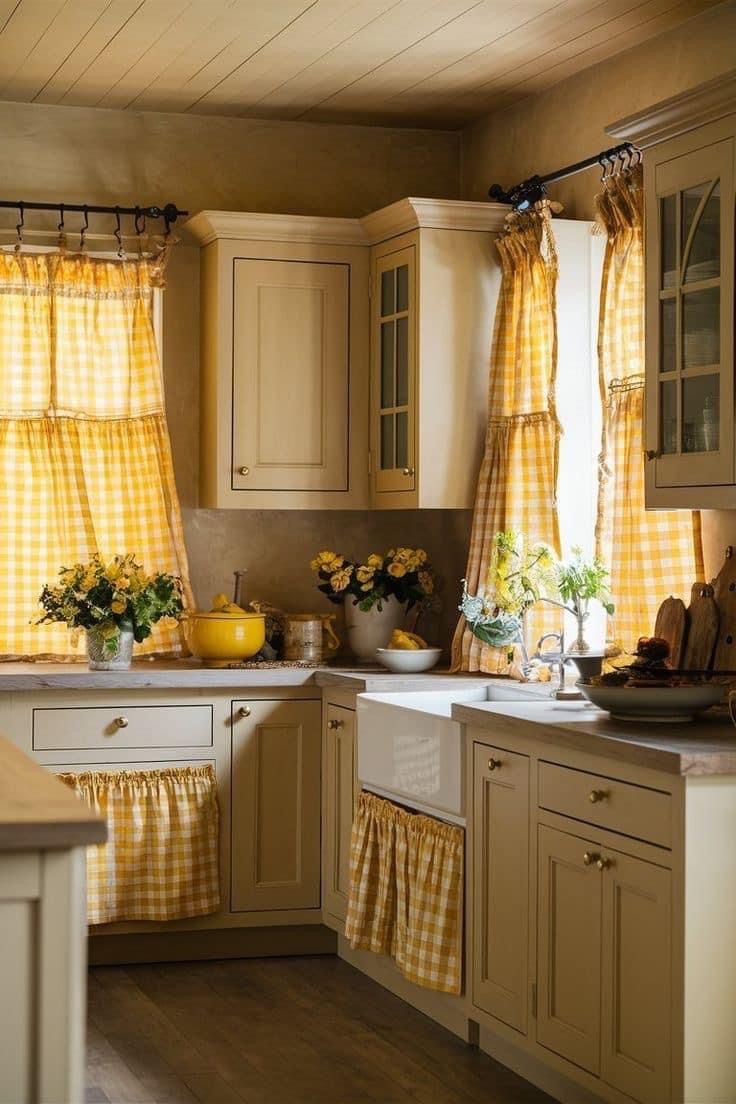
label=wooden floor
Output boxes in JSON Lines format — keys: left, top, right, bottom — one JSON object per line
{"left": 87, "top": 956, "right": 556, "bottom": 1104}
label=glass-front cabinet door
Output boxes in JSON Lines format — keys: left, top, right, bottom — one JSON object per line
{"left": 646, "top": 138, "right": 734, "bottom": 493}
{"left": 372, "top": 246, "right": 416, "bottom": 494}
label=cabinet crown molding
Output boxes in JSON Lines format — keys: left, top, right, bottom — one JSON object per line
{"left": 185, "top": 209, "right": 368, "bottom": 247}
{"left": 186, "top": 198, "right": 509, "bottom": 249}
{"left": 607, "top": 69, "right": 736, "bottom": 147}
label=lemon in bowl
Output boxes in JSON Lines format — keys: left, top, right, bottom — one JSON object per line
{"left": 376, "top": 629, "right": 442, "bottom": 673}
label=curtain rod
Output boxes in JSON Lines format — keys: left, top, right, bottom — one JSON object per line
{"left": 488, "top": 142, "right": 640, "bottom": 210}
{"left": 0, "top": 200, "right": 187, "bottom": 224}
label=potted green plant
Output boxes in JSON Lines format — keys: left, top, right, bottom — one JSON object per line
{"left": 37, "top": 553, "right": 184, "bottom": 669}
{"left": 541, "top": 546, "right": 614, "bottom": 654}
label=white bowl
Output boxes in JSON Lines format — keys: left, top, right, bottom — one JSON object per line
{"left": 375, "top": 647, "right": 443, "bottom": 673}
{"left": 577, "top": 680, "right": 723, "bottom": 723}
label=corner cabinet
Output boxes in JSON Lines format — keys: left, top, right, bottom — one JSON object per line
{"left": 609, "top": 76, "right": 736, "bottom": 507}
{"left": 187, "top": 211, "right": 370, "bottom": 510}
{"left": 364, "top": 199, "right": 505, "bottom": 508}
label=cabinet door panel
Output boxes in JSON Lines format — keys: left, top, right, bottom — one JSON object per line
{"left": 472, "top": 742, "right": 529, "bottom": 1034}
{"left": 601, "top": 849, "right": 671, "bottom": 1103}
{"left": 372, "top": 245, "right": 416, "bottom": 495}
{"left": 232, "top": 259, "right": 349, "bottom": 492}
{"left": 231, "top": 700, "right": 321, "bottom": 911}
{"left": 537, "top": 824, "right": 601, "bottom": 1075}
{"left": 322, "top": 704, "right": 356, "bottom": 925}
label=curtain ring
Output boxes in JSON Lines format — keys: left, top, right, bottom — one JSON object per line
{"left": 114, "top": 207, "right": 124, "bottom": 258}
{"left": 79, "top": 205, "right": 89, "bottom": 252}
{"left": 15, "top": 202, "right": 24, "bottom": 252}
{"left": 57, "top": 203, "right": 67, "bottom": 252}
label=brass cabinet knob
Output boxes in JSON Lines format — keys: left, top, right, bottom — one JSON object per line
{"left": 328, "top": 718, "right": 345, "bottom": 730}
{"left": 487, "top": 757, "right": 502, "bottom": 771}
{"left": 583, "top": 851, "right": 600, "bottom": 866}
{"left": 238, "top": 705, "right": 251, "bottom": 718}
{"left": 402, "top": 467, "right": 415, "bottom": 477}
{"left": 596, "top": 857, "right": 613, "bottom": 871}
{"left": 645, "top": 449, "right": 661, "bottom": 461}
{"left": 238, "top": 466, "right": 250, "bottom": 476}
{"left": 115, "top": 716, "right": 129, "bottom": 729}
{"left": 589, "top": 789, "right": 608, "bottom": 804}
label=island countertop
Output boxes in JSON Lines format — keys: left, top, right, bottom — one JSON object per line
{"left": 0, "top": 734, "right": 107, "bottom": 850}
{"left": 0, "top": 659, "right": 496, "bottom": 694}
{"left": 452, "top": 698, "right": 736, "bottom": 776}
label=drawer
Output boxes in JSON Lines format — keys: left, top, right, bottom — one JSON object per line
{"left": 32, "top": 704, "right": 213, "bottom": 751}
{"left": 538, "top": 761, "right": 672, "bottom": 848}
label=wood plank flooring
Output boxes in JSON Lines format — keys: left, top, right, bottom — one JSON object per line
{"left": 87, "top": 956, "right": 555, "bottom": 1104}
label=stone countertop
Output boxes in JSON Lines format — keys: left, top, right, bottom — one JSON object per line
{"left": 0, "top": 734, "right": 107, "bottom": 850}
{"left": 0, "top": 659, "right": 497, "bottom": 694}
{"left": 452, "top": 699, "right": 736, "bottom": 777}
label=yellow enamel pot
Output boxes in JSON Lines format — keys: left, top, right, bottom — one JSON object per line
{"left": 184, "top": 610, "right": 266, "bottom": 667}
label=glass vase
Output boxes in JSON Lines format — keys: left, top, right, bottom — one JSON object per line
{"left": 86, "top": 626, "right": 134, "bottom": 670}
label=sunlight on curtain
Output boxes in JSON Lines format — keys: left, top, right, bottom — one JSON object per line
{"left": 60, "top": 765, "right": 220, "bottom": 924}
{"left": 594, "top": 167, "right": 703, "bottom": 651}
{"left": 0, "top": 250, "right": 193, "bottom": 658}
{"left": 452, "top": 207, "right": 562, "bottom": 672}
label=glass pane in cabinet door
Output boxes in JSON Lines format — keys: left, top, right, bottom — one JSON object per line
{"left": 381, "top": 321, "right": 395, "bottom": 408}
{"left": 660, "top": 298, "right": 676, "bottom": 373}
{"left": 396, "top": 317, "right": 409, "bottom": 406}
{"left": 660, "top": 194, "right": 677, "bottom": 289}
{"left": 381, "top": 270, "right": 395, "bottom": 317}
{"left": 396, "top": 265, "right": 409, "bottom": 312}
{"left": 660, "top": 379, "right": 677, "bottom": 454}
{"left": 684, "top": 181, "right": 720, "bottom": 284}
{"left": 380, "top": 414, "right": 394, "bottom": 469}
{"left": 683, "top": 287, "right": 719, "bottom": 368}
{"left": 682, "top": 375, "right": 719, "bottom": 453}
{"left": 396, "top": 411, "right": 408, "bottom": 470}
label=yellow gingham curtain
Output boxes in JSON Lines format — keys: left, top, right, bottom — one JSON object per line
{"left": 452, "top": 207, "right": 561, "bottom": 672}
{"left": 0, "top": 250, "right": 192, "bottom": 659}
{"left": 345, "top": 792, "right": 463, "bottom": 995}
{"left": 595, "top": 167, "right": 703, "bottom": 651}
{"left": 60, "top": 765, "right": 220, "bottom": 924}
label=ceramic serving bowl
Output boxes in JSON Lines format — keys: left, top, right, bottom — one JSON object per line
{"left": 184, "top": 611, "right": 266, "bottom": 667}
{"left": 375, "top": 647, "right": 442, "bottom": 673}
{"left": 577, "top": 680, "right": 723, "bottom": 723}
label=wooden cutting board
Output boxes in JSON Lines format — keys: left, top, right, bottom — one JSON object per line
{"left": 712, "top": 547, "right": 736, "bottom": 671}
{"left": 682, "top": 583, "right": 719, "bottom": 671}
{"left": 653, "top": 596, "right": 687, "bottom": 668}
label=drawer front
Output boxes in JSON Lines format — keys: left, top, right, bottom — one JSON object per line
{"left": 33, "top": 705, "right": 213, "bottom": 751}
{"left": 538, "top": 761, "right": 672, "bottom": 848}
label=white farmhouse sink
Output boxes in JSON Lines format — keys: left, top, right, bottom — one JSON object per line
{"left": 357, "top": 682, "right": 548, "bottom": 823}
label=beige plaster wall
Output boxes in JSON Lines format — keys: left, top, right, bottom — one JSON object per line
{"left": 0, "top": 99, "right": 467, "bottom": 649}
{"left": 461, "top": 0, "right": 736, "bottom": 582}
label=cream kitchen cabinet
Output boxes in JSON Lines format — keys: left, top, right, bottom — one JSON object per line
{"left": 231, "top": 698, "right": 321, "bottom": 912}
{"left": 188, "top": 211, "right": 370, "bottom": 510}
{"left": 322, "top": 697, "right": 357, "bottom": 932}
{"left": 472, "top": 741, "right": 529, "bottom": 1035}
{"left": 364, "top": 199, "right": 506, "bottom": 508}
{"left": 609, "top": 73, "right": 736, "bottom": 507}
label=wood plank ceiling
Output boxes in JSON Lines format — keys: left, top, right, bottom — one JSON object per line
{"left": 0, "top": 0, "right": 721, "bottom": 128}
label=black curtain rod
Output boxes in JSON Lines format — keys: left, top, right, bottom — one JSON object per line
{"left": 1, "top": 200, "right": 187, "bottom": 223}
{"left": 488, "top": 142, "right": 640, "bottom": 210}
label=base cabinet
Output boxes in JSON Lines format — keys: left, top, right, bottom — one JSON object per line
{"left": 472, "top": 742, "right": 529, "bottom": 1035}
{"left": 231, "top": 699, "right": 321, "bottom": 912}
{"left": 322, "top": 702, "right": 356, "bottom": 929}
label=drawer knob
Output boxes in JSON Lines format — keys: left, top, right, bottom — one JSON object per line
{"left": 238, "top": 466, "right": 250, "bottom": 476}
{"left": 328, "top": 718, "right": 345, "bottom": 730}
{"left": 589, "top": 789, "right": 608, "bottom": 804}
{"left": 115, "top": 716, "right": 129, "bottom": 729}
{"left": 487, "top": 757, "right": 502, "bottom": 771}
{"left": 596, "top": 857, "right": 613, "bottom": 871}
{"left": 238, "top": 705, "right": 251, "bottom": 718}
{"left": 402, "top": 467, "right": 415, "bottom": 477}
{"left": 583, "top": 851, "right": 600, "bottom": 866}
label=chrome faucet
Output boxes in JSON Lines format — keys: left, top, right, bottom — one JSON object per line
{"left": 533, "top": 631, "right": 566, "bottom": 685}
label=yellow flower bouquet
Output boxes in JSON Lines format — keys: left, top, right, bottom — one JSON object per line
{"left": 37, "top": 553, "right": 183, "bottom": 662}
{"left": 310, "top": 546, "right": 434, "bottom": 613}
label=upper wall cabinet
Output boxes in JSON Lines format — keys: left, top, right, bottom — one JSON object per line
{"left": 610, "top": 73, "right": 736, "bottom": 508}
{"left": 363, "top": 199, "right": 506, "bottom": 509}
{"left": 188, "top": 200, "right": 507, "bottom": 510}
{"left": 187, "top": 212, "right": 370, "bottom": 510}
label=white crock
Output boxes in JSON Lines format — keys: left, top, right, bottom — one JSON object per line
{"left": 344, "top": 596, "right": 406, "bottom": 662}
